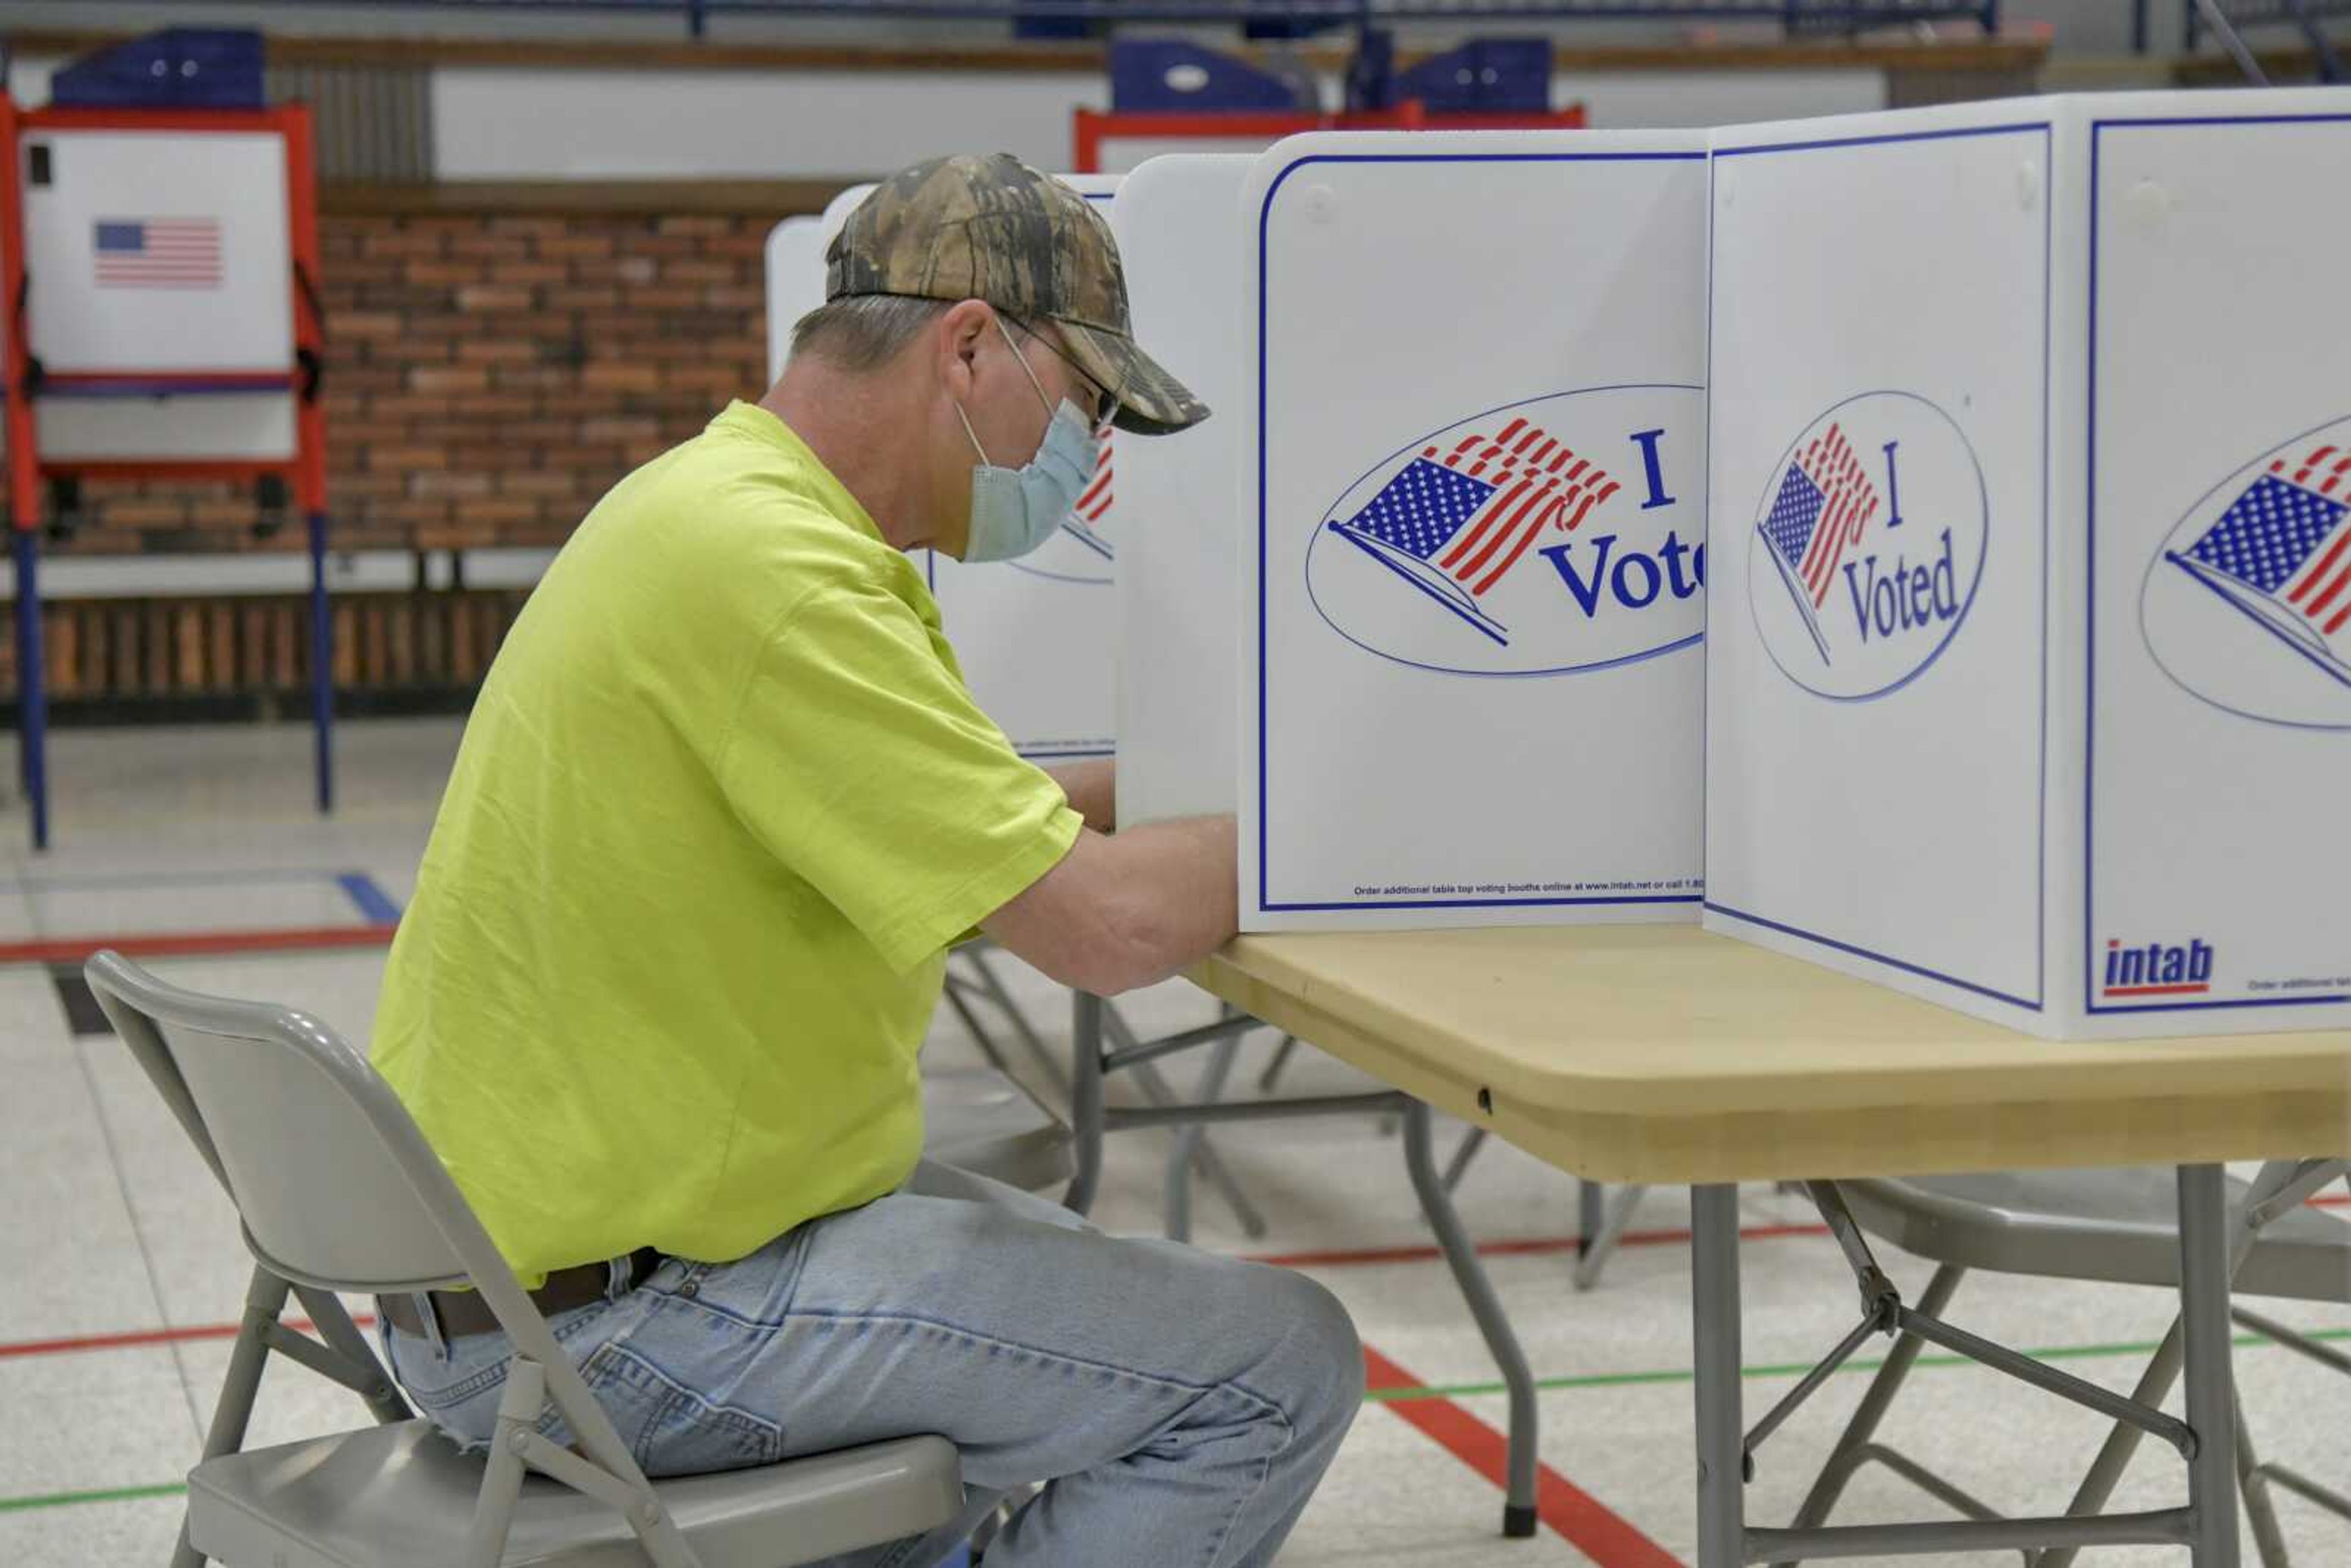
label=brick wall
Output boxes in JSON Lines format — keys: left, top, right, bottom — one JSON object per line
{"left": 42, "top": 209, "right": 776, "bottom": 557}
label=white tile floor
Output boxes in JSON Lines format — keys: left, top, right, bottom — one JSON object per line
{"left": 0, "top": 719, "right": 2344, "bottom": 1567}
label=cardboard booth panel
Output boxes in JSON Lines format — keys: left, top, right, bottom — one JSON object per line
{"left": 1112, "top": 154, "right": 1254, "bottom": 827}
{"left": 1242, "top": 131, "right": 1710, "bottom": 930}
{"left": 1704, "top": 91, "right": 2351, "bottom": 1040}
{"left": 2083, "top": 101, "right": 2351, "bottom": 1033}
{"left": 923, "top": 174, "right": 1123, "bottom": 761}
{"left": 1704, "top": 107, "right": 2054, "bottom": 1018}
{"left": 23, "top": 130, "right": 291, "bottom": 371}
{"left": 762, "top": 216, "right": 825, "bottom": 384}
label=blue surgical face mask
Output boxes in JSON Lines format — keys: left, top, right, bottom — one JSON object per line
{"left": 953, "top": 318, "right": 1102, "bottom": 564}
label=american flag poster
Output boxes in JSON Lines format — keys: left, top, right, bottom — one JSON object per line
{"left": 1757, "top": 422, "right": 1883, "bottom": 665}
{"left": 1327, "top": 417, "right": 1618, "bottom": 646}
{"left": 2166, "top": 441, "right": 2351, "bottom": 689}
{"left": 1246, "top": 132, "right": 1709, "bottom": 930}
{"left": 92, "top": 217, "right": 223, "bottom": 290}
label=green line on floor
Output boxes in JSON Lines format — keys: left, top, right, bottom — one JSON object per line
{"left": 1363, "top": 1325, "right": 2351, "bottom": 1405}
{"left": 0, "top": 1480, "right": 187, "bottom": 1514}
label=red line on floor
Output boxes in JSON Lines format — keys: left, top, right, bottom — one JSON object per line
{"left": 1253, "top": 1220, "right": 1832, "bottom": 1270}
{"left": 0, "top": 1315, "right": 372, "bottom": 1362}
{"left": 0, "top": 924, "right": 396, "bottom": 966}
{"left": 1362, "top": 1343, "right": 1684, "bottom": 1568}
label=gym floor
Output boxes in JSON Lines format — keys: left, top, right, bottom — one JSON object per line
{"left": 1, "top": 719, "right": 2344, "bottom": 1566}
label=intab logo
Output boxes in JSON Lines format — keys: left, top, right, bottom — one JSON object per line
{"left": 2101, "top": 936, "right": 2215, "bottom": 1000}
{"left": 1746, "top": 391, "right": 1989, "bottom": 701}
{"left": 2140, "top": 413, "right": 2351, "bottom": 730}
{"left": 1304, "top": 384, "right": 1704, "bottom": 677}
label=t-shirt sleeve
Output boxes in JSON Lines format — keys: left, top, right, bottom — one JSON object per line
{"left": 718, "top": 574, "right": 1083, "bottom": 974}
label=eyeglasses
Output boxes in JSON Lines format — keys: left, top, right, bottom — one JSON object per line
{"left": 1016, "top": 319, "right": 1118, "bottom": 430}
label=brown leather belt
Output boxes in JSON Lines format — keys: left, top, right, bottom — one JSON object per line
{"left": 379, "top": 1248, "right": 664, "bottom": 1340}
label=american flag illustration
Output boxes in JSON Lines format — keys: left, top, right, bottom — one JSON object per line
{"left": 92, "top": 217, "right": 223, "bottom": 290}
{"left": 1757, "top": 423, "right": 1882, "bottom": 665}
{"left": 1063, "top": 427, "right": 1114, "bottom": 560}
{"left": 1326, "top": 417, "right": 1616, "bottom": 646}
{"left": 2169, "top": 441, "right": 2351, "bottom": 689}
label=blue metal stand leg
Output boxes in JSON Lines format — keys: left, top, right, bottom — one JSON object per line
{"left": 307, "top": 510, "right": 334, "bottom": 814}
{"left": 13, "top": 529, "right": 47, "bottom": 851}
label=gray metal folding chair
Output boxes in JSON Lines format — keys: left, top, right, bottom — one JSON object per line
{"left": 84, "top": 951, "right": 964, "bottom": 1568}
{"left": 1778, "top": 1163, "right": 2351, "bottom": 1568}
{"left": 921, "top": 1065, "right": 1071, "bottom": 1193}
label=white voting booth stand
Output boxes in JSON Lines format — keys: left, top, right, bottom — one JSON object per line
{"left": 769, "top": 176, "right": 1121, "bottom": 762}
{"left": 0, "top": 97, "right": 331, "bottom": 850}
{"left": 1705, "top": 90, "right": 2351, "bottom": 1041}
{"left": 1237, "top": 131, "right": 1710, "bottom": 931}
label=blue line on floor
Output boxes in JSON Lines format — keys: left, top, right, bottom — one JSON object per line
{"left": 336, "top": 873, "right": 403, "bottom": 925}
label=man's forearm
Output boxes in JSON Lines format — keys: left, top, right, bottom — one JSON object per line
{"left": 1095, "top": 814, "right": 1237, "bottom": 989}
{"left": 1048, "top": 759, "right": 1116, "bottom": 833}
{"left": 981, "top": 812, "right": 1237, "bottom": 996}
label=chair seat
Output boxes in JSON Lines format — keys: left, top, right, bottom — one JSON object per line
{"left": 1840, "top": 1167, "right": 2351, "bottom": 1303}
{"left": 923, "top": 1067, "right": 1071, "bottom": 1193}
{"left": 189, "top": 1419, "right": 962, "bottom": 1568}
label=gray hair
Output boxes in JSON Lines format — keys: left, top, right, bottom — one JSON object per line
{"left": 788, "top": 294, "right": 956, "bottom": 373}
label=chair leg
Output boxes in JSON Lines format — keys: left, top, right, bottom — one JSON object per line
{"left": 1164, "top": 1032, "right": 1244, "bottom": 1243}
{"left": 1572, "top": 1183, "right": 1649, "bottom": 1292}
{"left": 1254, "top": 1033, "right": 1299, "bottom": 1093}
{"left": 2235, "top": 1386, "right": 2292, "bottom": 1568}
{"left": 175, "top": 1265, "right": 296, "bottom": 1568}
{"left": 468, "top": 1359, "right": 544, "bottom": 1568}
{"left": 1772, "top": 1262, "right": 1967, "bottom": 1568}
{"left": 2030, "top": 1314, "right": 2186, "bottom": 1568}
{"left": 1439, "top": 1126, "right": 1487, "bottom": 1195}
{"left": 288, "top": 1284, "right": 410, "bottom": 1424}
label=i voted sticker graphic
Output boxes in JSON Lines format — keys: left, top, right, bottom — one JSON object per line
{"left": 1747, "top": 391, "right": 1989, "bottom": 702}
{"left": 2140, "top": 413, "right": 2351, "bottom": 730}
{"left": 1303, "top": 384, "right": 1704, "bottom": 678}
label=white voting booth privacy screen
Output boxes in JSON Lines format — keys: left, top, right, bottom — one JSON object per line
{"left": 23, "top": 127, "right": 296, "bottom": 460}
{"left": 1704, "top": 91, "right": 2351, "bottom": 1040}
{"left": 1237, "top": 132, "right": 1710, "bottom": 930}
{"left": 778, "top": 176, "right": 1122, "bottom": 761}
{"left": 1111, "top": 155, "right": 1253, "bottom": 828}
{"left": 762, "top": 216, "right": 825, "bottom": 383}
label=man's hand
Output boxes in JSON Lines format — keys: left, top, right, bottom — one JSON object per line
{"left": 1046, "top": 759, "right": 1116, "bottom": 833}
{"left": 981, "top": 814, "right": 1237, "bottom": 996}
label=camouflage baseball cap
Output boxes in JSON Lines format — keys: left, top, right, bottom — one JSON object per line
{"left": 826, "top": 153, "right": 1209, "bottom": 437}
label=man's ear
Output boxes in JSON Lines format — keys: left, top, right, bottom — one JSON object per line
{"left": 937, "top": 299, "right": 995, "bottom": 400}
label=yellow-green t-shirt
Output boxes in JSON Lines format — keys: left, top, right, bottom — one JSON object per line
{"left": 370, "top": 401, "right": 1082, "bottom": 1283}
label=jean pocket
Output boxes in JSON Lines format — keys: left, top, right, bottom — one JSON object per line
{"left": 579, "top": 1342, "right": 786, "bottom": 1479}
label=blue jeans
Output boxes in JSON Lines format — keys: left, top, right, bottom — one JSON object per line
{"left": 381, "top": 1161, "right": 1362, "bottom": 1567}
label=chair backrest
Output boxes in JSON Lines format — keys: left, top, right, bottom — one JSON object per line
{"left": 85, "top": 951, "right": 691, "bottom": 1537}
{"left": 84, "top": 949, "right": 492, "bottom": 1295}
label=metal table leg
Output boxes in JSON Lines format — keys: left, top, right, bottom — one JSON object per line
{"left": 1692, "top": 1184, "right": 1746, "bottom": 1568}
{"left": 307, "top": 508, "right": 334, "bottom": 814}
{"left": 13, "top": 528, "right": 48, "bottom": 850}
{"left": 1578, "top": 1180, "right": 1603, "bottom": 1258}
{"left": 1403, "top": 1101, "right": 1539, "bottom": 1537}
{"left": 1063, "top": 990, "right": 1105, "bottom": 1215}
{"left": 1573, "top": 1183, "right": 1649, "bottom": 1292}
{"left": 2177, "top": 1163, "right": 2240, "bottom": 1567}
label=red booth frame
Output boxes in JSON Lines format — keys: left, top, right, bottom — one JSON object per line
{"left": 0, "top": 97, "right": 332, "bottom": 849}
